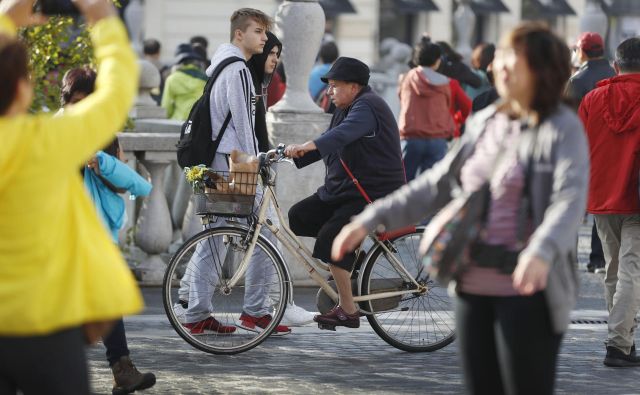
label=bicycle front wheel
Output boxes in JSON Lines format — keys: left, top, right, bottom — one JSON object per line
{"left": 163, "top": 225, "right": 290, "bottom": 355}
{"left": 360, "top": 228, "right": 456, "bottom": 352}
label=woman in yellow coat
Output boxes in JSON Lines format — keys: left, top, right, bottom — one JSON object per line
{"left": 0, "top": 0, "right": 143, "bottom": 393}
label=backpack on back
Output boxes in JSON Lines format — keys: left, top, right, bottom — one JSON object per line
{"left": 176, "top": 56, "right": 245, "bottom": 168}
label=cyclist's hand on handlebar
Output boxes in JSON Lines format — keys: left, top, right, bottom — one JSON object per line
{"left": 332, "top": 222, "right": 368, "bottom": 261}
{"left": 285, "top": 141, "right": 317, "bottom": 159}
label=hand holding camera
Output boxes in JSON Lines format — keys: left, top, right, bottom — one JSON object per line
{"left": 0, "top": 0, "right": 116, "bottom": 28}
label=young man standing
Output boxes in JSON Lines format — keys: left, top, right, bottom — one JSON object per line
{"left": 180, "top": 8, "right": 292, "bottom": 336}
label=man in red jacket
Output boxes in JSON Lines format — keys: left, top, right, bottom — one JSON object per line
{"left": 579, "top": 37, "right": 640, "bottom": 368}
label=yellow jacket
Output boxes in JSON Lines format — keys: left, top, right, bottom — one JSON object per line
{"left": 0, "top": 15, "right": 143, "bottom": 335}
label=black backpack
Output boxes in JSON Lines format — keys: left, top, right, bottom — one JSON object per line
{"left": 176, "top": 56, "right": 245, "bottom": 168}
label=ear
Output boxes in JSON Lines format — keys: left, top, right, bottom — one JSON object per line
{"left": 614, "top": 61, "right": 621, "bottom": 75}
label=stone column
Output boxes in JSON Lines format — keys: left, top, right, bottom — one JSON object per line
{"left": 134, "top": 155, "right": 174, "bottom": 285}
{"left": 270, "top": 0, "right": 326, "bottom": 113}
{"left": 119, "top": 132, "right": 180, "bottom": 285}
{"left": 580, "top": 0, "right": 608, "bottom": 39}
{"left": 264, "top": 1, "right": 332, "bottom": 285}
{"left": 454, "top": 0, "right": 476, "bottom": 63}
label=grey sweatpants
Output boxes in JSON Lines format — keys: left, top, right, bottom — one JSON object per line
{"left": 595, "top": 213, "right": 640, "bottom": 354}
{"left": 179, "top": 154, "right": 278, "bottom": 323}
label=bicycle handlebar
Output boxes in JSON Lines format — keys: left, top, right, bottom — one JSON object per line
{"left": 258, "top": 143, "right": 289, "bottom": 167}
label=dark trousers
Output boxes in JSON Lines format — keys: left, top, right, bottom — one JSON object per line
{"left": 103, "top": 318, "right": 130, "bottom": 366}
{"left": 456, "top": 292, "right": 563, "bottom": 395}
{"left": 590, "top": 222, "right": 605, "bottom": 266}
{"left": 288, "top": 193, "right": 368, "bottom": 271}
{"left": 0, "top": 327, "right": 89, "bottom": 395}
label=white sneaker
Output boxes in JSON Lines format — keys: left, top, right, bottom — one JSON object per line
{"left": 279, "top": 303, "right": 316, "bottom": 327}
{"left": 172, "top": 303, "right": 187, "bottom": 324}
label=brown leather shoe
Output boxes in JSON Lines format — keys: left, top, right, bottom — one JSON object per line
{"left": 314, "top": 306, "right": 360, "bottom": 330}
{"left": 111, "top": 356, "right": 156, "bottom": 395}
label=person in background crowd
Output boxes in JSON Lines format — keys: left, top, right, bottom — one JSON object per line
{"left": 465, "top": 42, "right": 495, "bottom": 100}
{"left": 60, "top": 66, "right": 156, "bottom": 395}
{"left": 0, "top": 0, "right": 143, "bottom": 393}
{"left": 579, "top": 37, "right": 640, "bottom": 367}
{"left": 567, "top": 32, "right": 616, "bottom": 275}
{"left": 247, "top": 31, "right": 316, "bottom": 326}
{"left": 161, "top": 43, "right": 206, "bottom": 121}
{"left": 143, "top": 38, "right": 165, "bottom": 105}
{"left": 309, "top": 41, "right": 339, "bottom": 100}
{"left": 436, "top": 40, "right": 482, "bottom": 90}
{"left": 333, "top": 22, "right": 587, "bottom": 395}
{"left": 398, "top": 40, "right": 470, "bottom": 181}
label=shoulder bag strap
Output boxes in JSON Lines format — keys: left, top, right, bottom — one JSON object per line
{"left": 339, "top": 158, "right": 372, "bottom": 204}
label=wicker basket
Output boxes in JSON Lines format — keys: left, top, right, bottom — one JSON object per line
{"left": 192, "top": 170, "right": 257, "bottom": 217}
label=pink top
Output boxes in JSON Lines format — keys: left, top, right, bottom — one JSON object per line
{"left": 458, "top": 113, "right": 525, "bottom": 296}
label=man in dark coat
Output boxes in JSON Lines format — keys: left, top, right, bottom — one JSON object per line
{"left": 567, "top": 32, "right": 616, "bottom": 274}
{"left": 285, "top": 57, "right": 405, "bottom": 329}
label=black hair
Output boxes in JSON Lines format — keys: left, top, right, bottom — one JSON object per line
{"left": 413, "top": 41, "right": 442, "bottom": 67}
{"left": 435, "top": 41, "right": 463, "bottom": 63}
{"left": 615, "top": 37, "right": 640, "bottom": 73}
{"left": 143, "top": 38, "right": 161, "bottom": 55}
{"left": 319, "top": 41, "right": 339, "bottom": 64}
{"left": 584, "top": 47, "right": 604, "bottom": 59}
{"left": 190, "top": 35, "right": 208, "bottom": 49}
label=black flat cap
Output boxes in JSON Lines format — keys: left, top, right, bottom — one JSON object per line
{"left": 321, "top": 56, "right": 370, "bottom": 85}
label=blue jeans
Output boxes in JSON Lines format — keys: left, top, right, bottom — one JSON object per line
{"left": 402, "top": 138, "right": 448, "bottom": 182}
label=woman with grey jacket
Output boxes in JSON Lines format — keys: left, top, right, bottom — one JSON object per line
{"left": 332, "top": 23, "right": 588, "bottom": 395}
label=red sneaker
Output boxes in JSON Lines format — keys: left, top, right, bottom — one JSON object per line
{"left": 239, "top": 312, "right": 291, "bottom": 336}
{"left": 183, "top": 316, "right": 236, "bottom": 335}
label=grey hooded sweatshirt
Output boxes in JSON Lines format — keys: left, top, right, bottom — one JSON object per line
{"left": 206, "top": 43, "right": 258, "bottom": 156}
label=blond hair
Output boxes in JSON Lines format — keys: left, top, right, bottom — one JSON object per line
{"left": 230, "top": 8, "right": 272, "bottom": 42}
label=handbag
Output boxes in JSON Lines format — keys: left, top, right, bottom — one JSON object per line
{"left": 419, "top": 131, "right": 518, "bottom": 284}
{"left": 419, "top": 182, "right": 490, "bottom": 284}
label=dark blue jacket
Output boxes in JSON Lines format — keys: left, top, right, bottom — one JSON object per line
{"left": 296, "top": 86, "right": 405, "bottom": 203}
{"left": 567, "top": 58, "right": 616, "bottom": 103}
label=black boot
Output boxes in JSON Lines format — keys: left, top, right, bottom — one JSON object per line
{"left": 604, "top": 345, "right": 640, "bottom": 367}
{"left": 111, "top": 356, "right": 156, "bottom": 394}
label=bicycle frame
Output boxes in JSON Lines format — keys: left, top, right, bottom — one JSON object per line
{"left": 224, "top": 170, "right": 424, "bottom": 308}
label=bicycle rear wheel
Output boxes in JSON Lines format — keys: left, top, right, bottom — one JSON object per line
{"left": 163, "top": 225, "right": 290, "bottom": 355}
{"left": 359, "top": 228, "right": 456, "bottom": 352}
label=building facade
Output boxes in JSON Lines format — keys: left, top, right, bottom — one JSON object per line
{"left": 134, "top": 0, "right": 639, "bottom": 65}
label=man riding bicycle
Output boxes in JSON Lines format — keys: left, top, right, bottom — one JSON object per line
{"left": 285, "top": 57, "right": 405, "bottom": 329}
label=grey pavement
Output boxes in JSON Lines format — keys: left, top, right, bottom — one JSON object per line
{"left": 87, "top": 220, "right": 640, "bottom": 394}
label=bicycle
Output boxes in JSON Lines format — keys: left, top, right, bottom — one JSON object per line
{"left": 163, "top": 144, "right": 455, "bottom": 355}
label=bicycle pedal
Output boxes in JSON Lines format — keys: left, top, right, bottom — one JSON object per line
{"left": 317, "top": 323, "right": 336, "bottom": 331}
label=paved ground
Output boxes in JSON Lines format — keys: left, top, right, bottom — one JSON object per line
{"left": 87, "top": 220, "right": 640, "bottom": 394}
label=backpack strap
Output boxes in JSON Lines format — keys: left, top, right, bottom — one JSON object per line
{"left": 204, "top": 56, "right": 245, "bottom": 152}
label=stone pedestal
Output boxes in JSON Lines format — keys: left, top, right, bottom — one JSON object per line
{"left": 267, "top": 111, "right": 332, "bottom": 285}
{"left": 270, "top": 0, "right": 326, "bottom": 114}
{"left": 119, "top": 132, "right": 180, "bottom": 285}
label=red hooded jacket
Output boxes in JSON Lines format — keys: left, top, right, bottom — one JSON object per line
{"left": 579, "top": 74, "right": 640, "bottom": 214}
{"left": 398, "top": 67, "right": 471, "bottom": 140}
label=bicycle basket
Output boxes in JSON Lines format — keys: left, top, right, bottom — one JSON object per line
{"left": 193, "top": 170, "right": 258, "bottom": 217}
